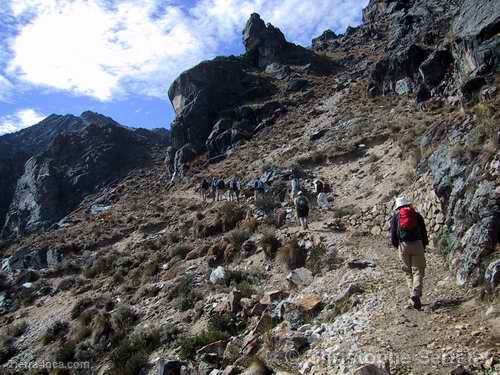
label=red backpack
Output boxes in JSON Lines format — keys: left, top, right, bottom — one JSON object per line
{"left": 399, "top": 206, "right": 417, "bottom": 231}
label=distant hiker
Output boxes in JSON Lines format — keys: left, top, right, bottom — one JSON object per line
{"left": 294, "top": 191, "right": 310, "bottom": 230}
{"left": 200, "top": 178, "right": 210, "bottom": 202}
{"left": 314, "top": 178, "right": 330, "bottom": 210}
{"left": 254, "top": 177, "right": 265, "bottom": 202}
{"left": 229, "top": 177, "right": 241, "bottom": 202}
{"left": 390, "top": 197, "right": 429, "bottom": 310}
{"left": 275, "top": 208, "right": 287, "bottom": 228}
{"left": 290, "top": 175, "right": 300, "bottom": 200}
{"left": 211, "top": 177, "right": 218, "bottom": 202}
{"left": 313, "top": 178, "right": 324, "bottom": 194}
{"left": 216, "top": 177, "right": 226, "bottom": 201}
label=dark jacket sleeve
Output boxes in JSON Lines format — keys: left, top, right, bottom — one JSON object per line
{"left": 417, "top": 213, "right": 429, "bottom": 247}
{"left": 390, "top": 214, "right": 399, "bottom": 248}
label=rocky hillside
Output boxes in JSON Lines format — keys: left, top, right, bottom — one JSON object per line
{"left": 0, "top": 111, "right": 170, "bottom": 238}
{"left": 0, "top": 1, "right": 499, "bottom": 375}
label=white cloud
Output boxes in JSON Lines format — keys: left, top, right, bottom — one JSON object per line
{"left": 6, "top": 0, "right": 368, "bottom": 101}
{"left": 0, "top": 108, "right": 46, "bottom": 135}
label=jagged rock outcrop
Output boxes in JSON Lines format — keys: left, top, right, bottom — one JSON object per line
{"left": 368, "top": 44, "right": 430, "bottom": 96}
{"left": 242, "top": 13, "right": 330, "bottom": 70}
{"left": 168, "top": 57, "right": 273, "bottom": 151}
{"left": 311, "top": 30, "right": 339, "bottom": 51}
{"left": 421, "top": 119, "right": 500, "bottom": 286}
{"left": 366, "top": 0, "right": 499, "bottom": 101}
{"left": 362, "top": 0, "right": 411, "bottom": 24}
{"left": 166, "top": 13, "right": 337, "bottom": 175}
{"left": 452, "top": 0, "right": 500, "bottom": 98}
{"left": 167, "top": 56, "right": 275, "bottom": 171}
{"left": 0, "top": 112, "right": 169, "bottom": 237}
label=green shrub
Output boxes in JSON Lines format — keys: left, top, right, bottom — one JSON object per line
{"left": 227, "top": 229, "right": 250, "bottom": 252}
{"left": 438, "top": 229, "right": 453, "bottom": 255}
{"left": 71, "top": 297, "right": 93, "bottom": 319}
{"left": 53, "top": 341, "right": 76, "bottom": 363}
{"left": 236, "top": 280, "right": 256, "bottom": 299}
{"left": 109, "top": 327, "right": 161, "bottom": 375}
{"left": 0, "top": 335, "right": 15, "bottom": 365}
{"left": 83, "top": 254, "right": 114, "bottom": 279}
{"left": 169, "top": 275, "right": 201, "bottom": 312}
{"left": 307, "top": 243, "right": 327, "bottom": 275}
{"left": 110, "top": 306, "right": 137, "bottom": 334}
{"left": 218, "top": 203, "right": 245, "bottom": 231}
{"left": 41, "top": 321, "right": 69, "bottom": 345}
{"left": 6, "top": 321, "right": 27, "bottom": 337}
{"left": 255, "top": 193, "right": 277, "bottom": 212}
{"left": 142, "top": 254, "right": 161, "bottom": 277}
{"left": 277, "top": 238, "right": 306, "bottom": 270}
{"left": 168, "top": 231, "right": 181, "bottom": 243}
{"left": 260, "top": 231, "right": 281, "bottom": 259}
{"left": 178, "top": 328, "right": 229, "bottom": 360}
{"left": 240, "top": 216, "right": 259, "bottom": 233}
{"left": 210, "top": 313, "right": 246, "bottom": 336}
{"left": 168, "top": 244, "right": 192, "bottom": 259}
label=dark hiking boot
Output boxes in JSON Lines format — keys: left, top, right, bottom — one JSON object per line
{"left": 411, "top": 295, "right": 422, "bottom": 310}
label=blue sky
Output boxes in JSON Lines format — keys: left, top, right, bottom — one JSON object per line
{"left": 0, "top": 0, "right": 368, "bottom": 134}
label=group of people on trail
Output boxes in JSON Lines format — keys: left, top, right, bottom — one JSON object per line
{"left": 290, "top": 175, "right": 332, "bottom": 230}
{"left": 200, "top": 176, "right": 241, "bottom": 202}
{"left": 199, "top": 170, "right": 429, "bottom": 310}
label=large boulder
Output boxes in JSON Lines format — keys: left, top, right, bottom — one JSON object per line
{"left": 168, "top": 57, "right": 272, "bottom": 150}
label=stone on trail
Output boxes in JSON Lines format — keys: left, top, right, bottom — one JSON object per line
{"left": 353, "top": 364, "right": 390, "bottom": 375}
{"left": 287, "top": 267, "right": 313, "bottom": 288}
{"left": 348, "top": 259, "right": 376, "bottom": 269}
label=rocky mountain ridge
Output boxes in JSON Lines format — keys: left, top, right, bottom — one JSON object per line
{"left": 0, "top": 1, "right": 498, "bottom": 374}
{"left": 0, "top": 112, "right": 169, "bottom": 237}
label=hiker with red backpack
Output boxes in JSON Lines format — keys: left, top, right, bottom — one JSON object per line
{"left": 390, "top": 197, "right": 429, "bottom": 310}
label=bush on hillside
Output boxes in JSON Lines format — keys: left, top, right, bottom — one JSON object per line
{"left": 5, "top": 321, "right": 28, "bottom": 338}
{"left": 178, "top": 327, "right": 229, "bottom": 360}
{"left": 41, "top": 321, "right": 69, "bottom": 345}
{"left": 109, "top": 327, "right": 161, "bottom": 375}
{"left": 261, "top": 231, "right": 281, "bottom": 259}
{"left": 277, "top": 238, "right": 306, "bottom": 270}
{"left": 0, "top": 334, "right": 16, "bottom": 365}
{"left": 217, "top": 202, "right": 245, "bottom": 231}
{"left": 227, "top": 229, "right": 251, "bottom": 252}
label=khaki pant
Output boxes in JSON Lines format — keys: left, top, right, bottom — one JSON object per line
{"left": 399, "top": 240, "right": 426, "bottom": 298}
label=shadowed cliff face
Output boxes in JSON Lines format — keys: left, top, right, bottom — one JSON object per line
{"left": 0, "top": 112, "right": 170, "bottom": 238}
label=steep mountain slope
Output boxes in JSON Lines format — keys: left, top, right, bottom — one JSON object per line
{"left": 0, "top": 1, "right": 498, "bottom": 375}
{"left": 0, "top": 112, "right": 170, "bottom": 237}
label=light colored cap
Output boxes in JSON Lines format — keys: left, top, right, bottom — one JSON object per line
{"left": 297, "top": 191, "right": 303, "bottom": 196}
{"left": 395, "top": 196, "right": 412, "bottom": 209}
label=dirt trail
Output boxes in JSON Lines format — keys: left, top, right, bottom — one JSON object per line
{"left": 272, "top": 192, "right": 497, "bottom": 374}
